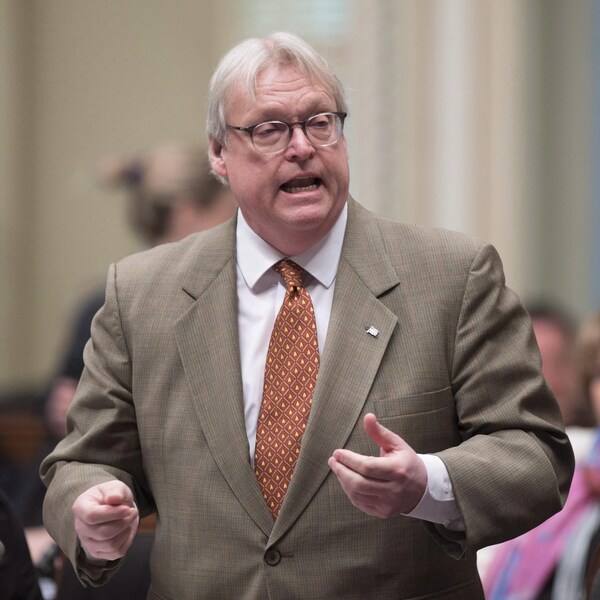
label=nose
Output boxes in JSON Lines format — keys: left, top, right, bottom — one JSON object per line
{"left": 285, "top": 124, "right": 315, "bottom": 160}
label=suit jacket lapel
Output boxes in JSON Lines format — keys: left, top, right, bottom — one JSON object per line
{"left": 173, "top": 220, "right": 274, "bottom": 535}
{"left": 270, "top": 199, "right": 401, "bottom": 542}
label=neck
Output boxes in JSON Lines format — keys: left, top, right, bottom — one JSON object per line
{"left": 267, "top": 234, "right": 322, "bottom": 257}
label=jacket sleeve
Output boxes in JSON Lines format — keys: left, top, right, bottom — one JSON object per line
{"left": 40, "top": 263, "right": 150, "bottom": 586}
{"left": 430, "top": 242, "right": 574, "bottom": 556}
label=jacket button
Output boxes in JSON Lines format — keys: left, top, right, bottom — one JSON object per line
{"left": 264, "top": 548, "right": 281, "bottom": 566}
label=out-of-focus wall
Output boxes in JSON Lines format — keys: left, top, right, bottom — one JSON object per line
{"left": 0, "top": 0, "right": 239, "bottom": 387}
{"left": 346, "top": 0, "right": 594, "bottom": 315}
{"left": 0, "top": 1, "right": 24, "bottom": 387}
{"left": 0, "top": 0, "right": 596, "bottom": 389}
{"left": 533, "top": 1, "right": 594, "bottom": 316}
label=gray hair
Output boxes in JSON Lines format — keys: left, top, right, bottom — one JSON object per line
{"left": 206, "top": 32, "right": 348, "bottom": 147}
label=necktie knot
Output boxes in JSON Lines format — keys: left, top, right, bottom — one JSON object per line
{"left": 273, "top": 259, "right": 304, "bottom": 291}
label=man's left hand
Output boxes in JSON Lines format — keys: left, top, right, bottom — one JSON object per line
{"left": 328, "top": 413, "right": 427, "bottom": 518}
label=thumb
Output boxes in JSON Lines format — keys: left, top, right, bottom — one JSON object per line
{"left": 98, "top": 480, "right": 135, "bottom": 507}
{"left": 363, "top": 413, "right": 409, "bottom": 454}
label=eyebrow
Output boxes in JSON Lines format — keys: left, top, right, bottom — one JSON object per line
{"left": 248, "top": 106, "right": 337, "bottom": 124}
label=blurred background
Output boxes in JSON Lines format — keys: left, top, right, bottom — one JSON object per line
{"left": 1, "top": 0, "right": 599, "bottom": 391}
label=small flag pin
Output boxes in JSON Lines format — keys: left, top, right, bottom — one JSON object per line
{"left": 365, "top": 325, "right": 379, "bottom": 337}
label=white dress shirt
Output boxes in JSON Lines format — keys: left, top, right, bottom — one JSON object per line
{"left": 235, "top": 204, "right": 463, "bottom": 529}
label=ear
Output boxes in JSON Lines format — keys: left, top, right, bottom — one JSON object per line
{"left": 209, "top": 137, "right": 228, "bottom": 179}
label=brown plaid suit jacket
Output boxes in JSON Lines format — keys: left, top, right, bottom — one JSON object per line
{"left": 42, "top": 199, "right": 573, "bottom": 599}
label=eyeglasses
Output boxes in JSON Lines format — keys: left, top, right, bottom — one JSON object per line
{"left": 226, "top": 111, "right": 347, "bottom": 155}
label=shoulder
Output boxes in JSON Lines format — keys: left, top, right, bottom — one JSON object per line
{"left": 348, "top": 199, "right": 494, "bottom": 272}
{"left": 112, "top": 219, "right": 235, "bottom": 286}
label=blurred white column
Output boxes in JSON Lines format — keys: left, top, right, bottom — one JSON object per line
{"left": 347, "top": 1, "right": 406, "bottom": 220}
{"left": 429, "top": 0, "right": 474, "bottom": 233}
{"left": 485, "top": 0, "right": 533, "bottom": 293}
{"left": 348, "top": 0, "right": 537, "bottom": 294}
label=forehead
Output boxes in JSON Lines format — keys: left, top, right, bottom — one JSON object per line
{"left": 226, "top": 64, "right": 335, "bottom": 122}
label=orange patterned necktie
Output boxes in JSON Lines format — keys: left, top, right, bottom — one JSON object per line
{"left": 254, "top": 259, "right": 320, "bottom": 518}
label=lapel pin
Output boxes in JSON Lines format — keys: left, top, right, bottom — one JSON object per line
{"left": 365, "top": 325, "right": 379, "bottom": 338}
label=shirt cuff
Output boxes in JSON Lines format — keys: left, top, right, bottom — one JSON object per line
{"left": 81, "top": 544, "right": 109, "bottom": 565}
{"left": 76, "top": 543, "right": 120, "bottom": 586}
{"left": 405, "top": 454, "right": 465, "bottom": 531}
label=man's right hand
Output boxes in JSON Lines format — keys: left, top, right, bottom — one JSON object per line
{"left": 72, "top": 480, "right": 139, "bottom": 560}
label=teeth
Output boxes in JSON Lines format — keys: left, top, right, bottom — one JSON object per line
{"left": 285, "top": 183, "right": 318, "bottom": 193}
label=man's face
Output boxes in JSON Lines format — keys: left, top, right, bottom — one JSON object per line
{"left": 210, "top": 64, "right": 349, "bottom": 255}
{"left": 533, "top": 318, "right": 577, "bottom": 424}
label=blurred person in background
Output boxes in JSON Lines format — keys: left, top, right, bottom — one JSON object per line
{"left": 484, "top": 309, "right": 600, "bottom": 600}
{"left": 46, "top": 142, "right": 236, "bottom": 442}
{"left": 0, "top": 484, "right": 43, "bottom": 600}
{"left": 528, "top": 303, "right": 595, "bottom": 438}
{"left": 477, "top": 301, "right": 595, "bottom": 579}
{"left": 24, "top": 143, "right": 235, "bottom": 597}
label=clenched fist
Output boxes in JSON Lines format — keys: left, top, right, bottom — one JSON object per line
{"left": 72, "top": 480, "right": 139, "bottom": 560}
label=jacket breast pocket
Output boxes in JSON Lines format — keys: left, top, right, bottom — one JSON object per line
{"left": 372, "top": 387, "right": 460, "bottom": 453}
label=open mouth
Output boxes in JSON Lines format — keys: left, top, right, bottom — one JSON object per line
{"left": 280, "top": 177, "right": 321, "bottom": 194}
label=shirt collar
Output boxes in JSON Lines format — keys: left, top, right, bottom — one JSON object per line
{"left": 236, "top": 202, "right": 348, "bottom": 291}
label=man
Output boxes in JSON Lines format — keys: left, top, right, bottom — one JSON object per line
{"left": 41, "top": 33, "right": 573, "bottom": 599}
